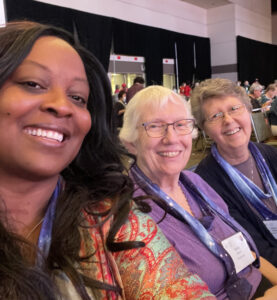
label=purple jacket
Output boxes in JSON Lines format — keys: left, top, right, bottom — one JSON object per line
{"left": 132, "top": 170, "right": 261, "bottom": 299}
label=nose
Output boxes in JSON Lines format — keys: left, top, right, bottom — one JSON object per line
{"left": 222, "top": 112, "right": 234, "bottom": 123}
{"left": 40, "top": 88, "right": 73, "bottom": 118}
{"left": 162, "top": 124, "right": 179, "bottom": 143}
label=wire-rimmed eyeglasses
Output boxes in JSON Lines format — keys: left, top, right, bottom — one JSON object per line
{"left": 142, "top": 119, "right": 195, "bottom": 138}
{"left": 205, "top": 104, "right": 246, "bottom": 124}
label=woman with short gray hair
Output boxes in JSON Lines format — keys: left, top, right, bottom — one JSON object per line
{"left": 192, "top": 78, "right": 277, "bottom": 268}
{"left": 191, "top": 78, "right": 252, "bottom": 129}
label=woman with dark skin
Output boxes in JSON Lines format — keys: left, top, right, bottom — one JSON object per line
{"left": 0, "top": 21, "right": 214, "bottom": 299}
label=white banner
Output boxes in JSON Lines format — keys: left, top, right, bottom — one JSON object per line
{"left": 0, "top": 0, "right": 6, "bottom": 27}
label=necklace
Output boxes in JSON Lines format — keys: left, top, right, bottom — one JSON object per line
{"left": 25, "top": 217, "right": 44, "bottom": 239}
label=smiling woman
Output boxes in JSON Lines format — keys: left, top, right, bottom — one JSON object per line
{"left": 120, "top": 85, "right": 277, "bottom": 299}
{"left": 192, "top": 78, "right": 277, "bottom": 269}
{"left": 0, "top": 36, "right": 91, "bottom": 180}
{"left": 0, "top": 21, "right": 215, "bottom": 300}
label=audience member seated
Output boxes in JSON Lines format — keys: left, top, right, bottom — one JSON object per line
{"left": 120, "top": 85, "right": 277, "bottom": 300}
{"left": 0, "top": 21, "right": 215, "bottom": 299}
{"left": 191, "top": 78, "right": 277, "bottom": 268}
{"left": 249, "top": 83, "right": 263, "bottom": 110}
{"left": 268, "top": 96, "right": 277, "bottom": 136}
{"left": 261, "top": 84, "right": 277, "bottom": 111}
{"left": 126, "top": 76, "right": 145, "bottom": 103}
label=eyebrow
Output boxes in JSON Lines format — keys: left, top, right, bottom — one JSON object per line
{"left": 147, "top": 118, "right": 186, "bottom": 123}
{"left": 21, "top": 60, "right": 89, "bottom": 85}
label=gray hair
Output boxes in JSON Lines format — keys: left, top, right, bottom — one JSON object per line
{"left": 119, "top": 85, "right": 196, "bottom": 144}
{"left": 249, "top": 83, "right": 263, "bottom": 94}
{"left": 190, "top": 78, "right": 252, "bottom": 130}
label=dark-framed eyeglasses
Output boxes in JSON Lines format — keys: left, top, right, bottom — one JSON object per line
{"left": 205, "top": 104, "right": 246, "bottom": 124}
{"left": 142, "top": 119, "right": 195, "bottom": 138}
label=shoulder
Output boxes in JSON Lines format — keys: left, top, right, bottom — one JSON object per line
{"left": 114, "top": 203, "right": 216, "bottom": 299}
{"left": 182, "top": 170, "right": 229, "bottom": 213}
{"left": 255, "top": 142, "right": 277, "bottom": 154}
{"left": 196, "top": 154, "right": 219, "bottom": 176}
{"left": 254, "top": 142, "right": 277, "bottom": 166}
{"left": 116, "top": 203, "right": 164, "bottom": 244}
{"left": 183, "top": 169, "right": 207, "bottom": 182}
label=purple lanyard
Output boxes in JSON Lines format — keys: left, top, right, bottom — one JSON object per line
{"left": 36, "top": 180, "right": 60, "bottom": 267}
{"left": 131, "top": 165, "right": 257, "bottom": 299}
{"left": 131, "top": 165, "right": 259, "bottom": 261}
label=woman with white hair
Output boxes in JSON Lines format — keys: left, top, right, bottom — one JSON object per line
{"left": 120, "top": 85, "right": 277, "bottom": 300}
{"left": 249, "top": 83, "right": 263, "bottom": 110}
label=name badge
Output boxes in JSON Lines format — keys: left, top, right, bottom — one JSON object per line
{"left": 221, "top": 232, "right": 254, "bottom": 273}
{"left": 263, "top": 220, "right": 277, "bottom": 239}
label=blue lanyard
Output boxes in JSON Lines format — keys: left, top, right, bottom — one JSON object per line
{"left": 131, "top": 165, "right": 260, "bottom": 277}
{"left": 211, "top": 142, "right": 277, "bottom": 220}
{"left": 36, "top": 180, "right": 60, "bottom": 267}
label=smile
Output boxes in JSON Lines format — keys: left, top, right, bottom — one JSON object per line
{"left": 24, "top": 127, "right": 64, "bottom": 142}
{"left": 225, "top": 128, "right": 240, "bottom": 136}
{"left": 158, "top": 151, "right": 180, "bottom": 157}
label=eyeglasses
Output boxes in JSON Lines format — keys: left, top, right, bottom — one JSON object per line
{"left": 205, "top": 104, "right": 246, "bottom": 124}
{"left": 142, "top": 119, "right": 195, "bottom": 138}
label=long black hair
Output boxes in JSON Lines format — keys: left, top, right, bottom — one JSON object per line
{"left": 0, "top": 21, "right": 142, "bottom": 299}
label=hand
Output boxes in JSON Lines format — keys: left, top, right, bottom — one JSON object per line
{"left": 118, "top": 109, "right": 125, "bottom": 115}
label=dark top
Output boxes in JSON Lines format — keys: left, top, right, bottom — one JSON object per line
{"left": 113, "top": 101, "right": 125, "bottom": 128}
{"left": 249, "top": 96, "right": 261, "bottom": 110}
{"left": 126, "top": 83, "right": 144, "bottom": 103}
{"left": 195, "top": 142, "right": 277, "bottom": 266}
{"left": 268, "top": 99, "right": 277, "bottom": 126}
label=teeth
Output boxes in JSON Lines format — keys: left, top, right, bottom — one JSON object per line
{"left": 25, "top": 128, "right": 64, "bottom": 142}
{"left": 37, "top": 129, "right": 42, "bottom": 136}
{"left": 226, "top": 128, "right": 240, "bottom": 136}
{"left": 46, "top": 131, "right": 53, "bottom": 139}
{"left": 159, "top": 151, "right": 179, "bottom": 157}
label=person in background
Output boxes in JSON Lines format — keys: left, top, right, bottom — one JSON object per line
{"left": 114, "top": 84, "right": 120, "bottom": 94}
{"left": 113, "top": 90, "right": 126, "bottom": 129}
{"left": 261, "top": 84, "right": 277, "bottom": 105}
{"left": 192, "top": 81, "right": 200, "bottom": 89}
{"left": 0, "top": 21, "right": 215, "bottom": 299}
{"left": 254, "top": 78, "right": 261, "bottom": 85}
{"left": 268, "top": 100, "right": 277, "bottom": 136}
{"left": 267, "top": 84, "right": 277, "bottom": 136}
{"left": 243, "top": 80, "right": 250, "bottom": 93}
{"left": 126, "top": 76, "right": 145, "bottom": 103}
{"left": 179, "top": 82, "right": 191, "bottom": 100}
{"left": 120, "top": 85, "right": 277, "bottom": 300}
{"left": 249, "top": 83, "right": 263, "bottom": 110}
{"left": 191, "top": 78, "right": 277, "bottom": 269}
{"left": 120, "top": 82, "right": 128, "bottom": 93}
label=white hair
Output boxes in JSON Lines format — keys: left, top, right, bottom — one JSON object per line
{"left": 119, "top": 85, "right": 197, "bottom": 144}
